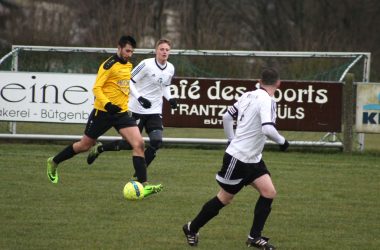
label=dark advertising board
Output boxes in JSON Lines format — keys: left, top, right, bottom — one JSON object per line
{"left": 163, "top": 77, "right": 342, "bottom": 132}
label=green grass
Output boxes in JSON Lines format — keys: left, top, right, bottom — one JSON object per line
{"left": 0, "top": 143, "right": 380, "bottom": 249}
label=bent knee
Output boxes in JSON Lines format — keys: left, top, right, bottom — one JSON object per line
{"left": 150, "top": 139, "right": 163, "bottom": 150}
{"left": 131, "top": 140, "right": 145, "bottom": 153}
{"left": 217, "top": 190, "right": 234, "bottom": 205}
{"left": 148, "top": 130, "right": 163, "bottom": 149}
{"left": 220, "top": 197, "right": 233, "bottom": 205}
{"left": 74, "top": 139, "right": 94, "bottom": 153}
{"left": 261, "top": 188, "right": 277, "bottom": 199}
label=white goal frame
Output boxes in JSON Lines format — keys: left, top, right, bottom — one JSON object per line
{"left": 0, "top": 45, "right": 371, "bottom": 149}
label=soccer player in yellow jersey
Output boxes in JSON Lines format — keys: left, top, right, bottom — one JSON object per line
{"left": 46, "top": 35, "right": 163, "bottom": 197}
{"left": 86, "top": 39, "right": 177, "bottom": 173}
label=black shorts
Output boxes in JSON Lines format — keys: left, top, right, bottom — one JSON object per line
{"left": 84, "top": 109, "right": 137, "bottom": 139}
{"left": 216, "top": 153, "right": 270, "bottom": 195}
{"left": 132, "top": 113, "right": 163, "bottom": 134}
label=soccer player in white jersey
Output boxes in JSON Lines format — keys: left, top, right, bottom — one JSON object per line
{"left": 87, "top": 39, "right": 177, "bottom": 173}
{"left": 183, "top": 68, "right": 289, "bottom": 249}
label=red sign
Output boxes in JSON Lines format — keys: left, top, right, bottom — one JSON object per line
{"left": 163, "top": 77, "right": 342, "bottom": 132}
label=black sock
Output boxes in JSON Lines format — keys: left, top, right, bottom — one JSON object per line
{"left": 250, "top": 196, "right": 273, "bottom": 238}
{"left": 53, "top": 144, "right": 77, "bottom": 164}
{"left": 132, "top": 156, "right": 147, "bottom": 183}
{"left": 190, "top": 196, "right": 225, "bottom": 233}
{"left": 144, "top": 146, "right": 157, "bottom": 167}
{"left": 101, "top": 140, "right": 132, "bottom": 153}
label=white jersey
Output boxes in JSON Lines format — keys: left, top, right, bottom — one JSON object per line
{"left": 129, "top": 58, "right": 175, "bottom": 114}
{"left": 226, "top": 88, "right": 277, "bottom": 163}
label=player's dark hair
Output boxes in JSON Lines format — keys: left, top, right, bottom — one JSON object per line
{"left": 118, "top": 35, "right": 137, "bottom": 48}
{"left": 261, "top": 68, "right": 279, "bottom": 85}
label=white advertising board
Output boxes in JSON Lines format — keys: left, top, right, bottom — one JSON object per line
{"left": 356, "top": 82, "right": 380, "bottom": 133}
{"left": 0, "top": 71, "right": 96, "bottom": 123}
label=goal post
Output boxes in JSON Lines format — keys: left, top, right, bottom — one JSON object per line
{"left": 0, "top": 45, "right": 371, "bottom": 150}
{"left": 2, "top": 45, "right": 371, "bottom": 81}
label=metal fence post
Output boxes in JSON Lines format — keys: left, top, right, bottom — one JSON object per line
{"left": 343, "top": 73, "right": 354, "bottom": 152}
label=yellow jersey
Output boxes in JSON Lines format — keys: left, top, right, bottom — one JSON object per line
{"left": 93, "top": 55, "right": 133, "bottom": 112}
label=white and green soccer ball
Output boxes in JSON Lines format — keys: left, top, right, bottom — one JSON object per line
{"left": 123, "top": 181, "right": 144, "bottom": 200}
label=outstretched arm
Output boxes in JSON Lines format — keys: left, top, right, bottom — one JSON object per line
{"left": 262, "top": 124, "right": 289, "bottom": 151}
{"left": 223, "top": 105, "right": 238, "bottom": 142}
{"left": 129, "top": 79, "right": 151, "bottom": 109}
{"left": 262, "top": 124, "right": 285, "bottom": 144}
{"left": 129, "top": 79, "right": 140, "bottom": 98}
{"left": 260, "top": 96, "right": 289, "bottom": 151}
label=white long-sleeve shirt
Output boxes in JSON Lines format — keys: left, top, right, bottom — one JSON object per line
{"left": 129, "top": 58, "right": 175, "bottom": 114}
{"left": 223, "top": 88, "right": 285, "bottom": 163}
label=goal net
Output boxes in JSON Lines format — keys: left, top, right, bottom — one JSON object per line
{"left": 0, "top": 45, "right": 371, "bottom": 148}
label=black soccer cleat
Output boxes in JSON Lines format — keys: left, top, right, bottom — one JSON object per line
{"left": 182, "top": 222, "right": 199, "bottom": 246}
{"left": 246, "top": 236, "right": 276, "bottom": 249}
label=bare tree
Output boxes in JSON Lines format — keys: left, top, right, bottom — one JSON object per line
{"left": 1, "top": 0, "right": 380, "bottom": 79}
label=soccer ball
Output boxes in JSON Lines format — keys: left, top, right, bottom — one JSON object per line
{"left": 123, "top": 181, "right": 144, "bottom": 200}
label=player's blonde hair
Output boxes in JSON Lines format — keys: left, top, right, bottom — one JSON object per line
{"left": 155, "top": 39, "right": 172, "bottom": 49}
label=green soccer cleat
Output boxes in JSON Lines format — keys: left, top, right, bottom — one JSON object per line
{"left": 47, "top": 157, "right": 58, "bottom": 184}
{"left": 87, "top": 142, "right": 102, "bottom": 165}
{"left": 142, "top": 183, "right": 163, "bottom": 197}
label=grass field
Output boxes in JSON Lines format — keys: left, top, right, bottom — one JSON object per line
{"left": 1, "top": 143, "right": 379, "bottom": 249}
